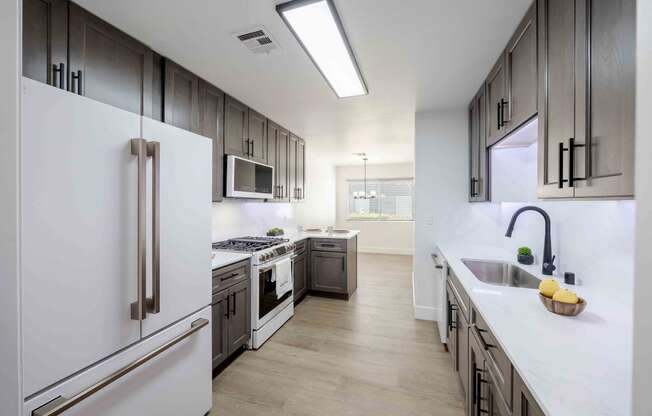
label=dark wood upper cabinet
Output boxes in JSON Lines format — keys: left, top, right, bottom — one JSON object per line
{"left": 68, "top": 3, "right": 154, "bottom": 117}
{"left": 288, "top": 133, "right": 298, "bottom": 200}
{"left": 537, "top": 0, "right": 576, "bottom": 198}
{"left": 537, "top": 0, "right": 635, "bottom": 199}
{"left": 163, "top": 59, "right": 200, "bottom": 133}
{"left": 296, "top": 138, "right": 305, "bottom": 200}
{"left": 505, "top": 2, "right": 538, "bottom": 131}
{"left": 571, "top": 0, "right": 635, "bottom": 198}
{"left": 486, "top": 55, "right": 507, "bottom": 147}
{"left": 224, "top": 95, "right": 249, "bottom": 158}
{"left": 469, "top": 83, "right": 489, "bottom": 202}
{"left": 23, "top": 0, "right": 68, "bottom": 90}
{"left": 267, "top": 121, "right": 290, "bottom": 201}
{"left": 247, "top": 109, "right": 267, "bottom": 163}
{"left": 198, "top": 79, "right": 225, "bottom": 202}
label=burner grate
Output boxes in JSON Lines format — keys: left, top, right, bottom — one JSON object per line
{"left": 212, "top": 236, "right": 289, "bottom": 252}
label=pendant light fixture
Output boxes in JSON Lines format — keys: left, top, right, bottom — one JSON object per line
{"left": 352, "top": 153, "right": 376, "bottom": 200}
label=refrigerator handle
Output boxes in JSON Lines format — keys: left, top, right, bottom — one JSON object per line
{"left": 146, "top": 141, "right": 161, "bottom": 314}
{"left": 31, "top": 318, "right": 209, "bottom": 416}
{"left": 130, "top": 139, "right": 148, "bottom": 320}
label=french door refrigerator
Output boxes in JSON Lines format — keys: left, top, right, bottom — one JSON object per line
{"left": 20, "top": 78, "right": 213, "bottom": 416}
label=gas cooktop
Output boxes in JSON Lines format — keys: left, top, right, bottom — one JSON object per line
{"left": 212, "top": 236, "right": 289, "bottom": 253}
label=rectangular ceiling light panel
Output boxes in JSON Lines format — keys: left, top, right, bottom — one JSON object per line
{"left": 277, "top": 0, "right": 368, "bottom": 98}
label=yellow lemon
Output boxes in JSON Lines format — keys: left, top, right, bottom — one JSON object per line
{"left": 552, "top": 289, "right": 579, "bottom": 304}
{"left": 539, "top": 278, "right": 560, "bottom": 298}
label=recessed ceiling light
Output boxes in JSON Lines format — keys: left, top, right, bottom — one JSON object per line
{"left": 277, "top": 0, "right": 368, "bottom": 99}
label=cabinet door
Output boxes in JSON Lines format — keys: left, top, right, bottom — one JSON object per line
{"left": 296, "top": 138, "right": 306, "bottom": 200}
{"left": 469, "top": 84, "right": 489, "bottom": 202}
{"left": 211, "top": 289, "right": 229, "bottom": 369}
{"left": 513, "top": 370, "right": 545, "bottom": 416}
{"left": 267, "top": 121, "right": 279, "bottom": 197}
{"left": 293, "top": 253, "right": 307, "bottom": 301}
{"left": 445, "top": 284, "right": 458, "bottom": 370}
{"left": 572, "top": 0, "right": 635, "bottom": 198}
{"left": 289, "top": 133, "right": 298, "bottom": 200}
{"left": 68, "top": 3, "right": 154, "bottom": 117}
{"left": 228, "top": 279, "right": 251, "bottom": 354}
{"left": 277, "top": 128, "right": 290, "bottom": 200}
{"left": 224, "top": 95, "right": 248, "bottom": 157}
{"left": 310, "top": 251, "right": 347, "bottom": 293}
{"left": 469, "top": 332, "right": 489, "bottom": 416}
{"left": 536, "top": 0, "right": 577, "bottom": 198}
{"left": 198, "top": 80, "right": 225, "bottom": 202}
{"left": 23, "top": 0, "right": 68, "bottom": 90}
{"left": 248, "top": 109, "right": 267, "bottom": 163}
{"left": 505, "top": 3, "right": 538, "bottom": 131}
{"left": 163, "top": 60, "right": 200, "bottom": 134}
{"left": 486, "top": 54, "right": 507, "bottom": 146}
{"left": 457, "top": 307, "right": 469, "bottom": 397}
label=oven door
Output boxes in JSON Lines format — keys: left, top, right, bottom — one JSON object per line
{"left": 257, "top": 264, "right": 293, "bottom": 326}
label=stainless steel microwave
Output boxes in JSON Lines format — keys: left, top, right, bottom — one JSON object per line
{"left": 225, "top": 155, "right": 274, "bottom": 199}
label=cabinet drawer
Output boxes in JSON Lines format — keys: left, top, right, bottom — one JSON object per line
{"left": 294, "top": 239, "right": 307, "bottom": 255}
{"left": 311, "top": 238, "right": 346, "bottom": 252}
{"left": 212, "top": 260, "right": 249, "bottom": 293}
{"left": 447, "top": 268, "right": 470, "bottom": 320}
{"left": 471, "top": 305, "right": 512, "bottom": 408}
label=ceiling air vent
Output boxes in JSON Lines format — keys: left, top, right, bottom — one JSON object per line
{"left": 235, "top": 26, "right": 279, "bottom": 54}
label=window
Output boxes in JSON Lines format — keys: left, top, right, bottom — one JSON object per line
{"left": 347, "top": 178, "right": 414, "bottom": 221}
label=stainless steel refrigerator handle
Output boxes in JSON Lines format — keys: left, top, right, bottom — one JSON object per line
{"left": 130, "top": 139, "right": 148, "bottom": 320}
{"left": 146, "top": 141, "right": 161, "bottom": 314}
{"left": 31, "top": 318, "right": 209, "bottom": 416}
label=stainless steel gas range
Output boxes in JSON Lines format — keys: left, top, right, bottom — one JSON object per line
{"left": 212, "top": 237, "right": 296, "bottom": 349}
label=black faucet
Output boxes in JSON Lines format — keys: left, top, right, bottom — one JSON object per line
{"left": 505, "top": 206, "right": 556, "bottom": 275}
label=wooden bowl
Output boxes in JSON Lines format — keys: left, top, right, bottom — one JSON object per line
{"left": 538, "top": 293, "right": 587, "bottom": 316}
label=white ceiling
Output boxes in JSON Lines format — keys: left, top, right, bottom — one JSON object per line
{"left": 75, "top": 0, "right": 531, "bottom": 165}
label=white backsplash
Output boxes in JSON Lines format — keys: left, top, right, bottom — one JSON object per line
{"left": 211, "top": 199, "right": 299, "bottom": 241}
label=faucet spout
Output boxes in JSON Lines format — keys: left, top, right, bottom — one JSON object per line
{"left": 505, "top": 206, "right": 556, "bottom": 275}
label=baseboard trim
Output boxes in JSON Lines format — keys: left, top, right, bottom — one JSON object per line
{"left": 414, "top": 305, "right": 440, "bottom": 321}
{"left": 358, "top": 247, "right": 414, "bottom": 256}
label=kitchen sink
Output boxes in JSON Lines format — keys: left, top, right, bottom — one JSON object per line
{"left": 461, "top": 259, "right": 541, "bottom": 289}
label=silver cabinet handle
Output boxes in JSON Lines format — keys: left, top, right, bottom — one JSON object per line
{"left": 130, "top": 139, "right": 148, "bottom": 320}
{"left": 32, "top": 318, "right": 209, "bottom": 416}
{"left": 146, "top": 141, "right": 161, "bottom": 314}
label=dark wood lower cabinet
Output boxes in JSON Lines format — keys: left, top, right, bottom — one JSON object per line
{"left": 211, "top": 289, "right": 229, "bottom": 369}
{"left": 293, "top": 247, "right": 308, "bottom": 303}
{"left": 448, "top": 273, "right": 546, "bottom": 416}
{"left": 513, "top": 370, "right": 545, "bottom": 416}
{"left": 212, "top": 260, "right": 251, "bottom": 370}
{"left": 309, "top": 237, "right": 357, "bottom": 297}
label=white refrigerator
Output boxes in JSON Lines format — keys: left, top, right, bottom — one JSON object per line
{"left": 20, "top": 78, "right": 213, "bottom": 416}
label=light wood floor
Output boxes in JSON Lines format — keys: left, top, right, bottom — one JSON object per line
{"left": 211, "top": 253, "right": 465, "bottom": 416}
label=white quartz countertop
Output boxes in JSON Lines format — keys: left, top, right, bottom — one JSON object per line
{"left": 437, "top": 243, "right": 632, "bottom": 416}
{"left": 211, "top": 252, "right": 252, "bottom": 270}
{"left": 285, "top": 229, "right": 360, "bottom": 242}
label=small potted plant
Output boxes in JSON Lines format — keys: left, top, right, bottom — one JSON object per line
{"left": 266, "top": 227, "right": 284, "bottom": 237}
{"left": 517, "top": 247, "right": 534, "bottom": 265}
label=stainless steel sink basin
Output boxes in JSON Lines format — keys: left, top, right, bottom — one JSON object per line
{"left": 330, "top": 229, "right": 350, "bottom": 234}
{"left": 461, "top": 259, "right": 541, "bottom": 289}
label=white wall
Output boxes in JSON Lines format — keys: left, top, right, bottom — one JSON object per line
{"left": 633, "top": 0, "right": 652, "bottom": 413}
{"left": 414, "top": 109, "right": 636, "bottom": 322}
{"left": 335, "top": 162, "right": 414, "bottom": 255}
{"left": 0, "top": 0, "right": 21, "bottom": 414}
